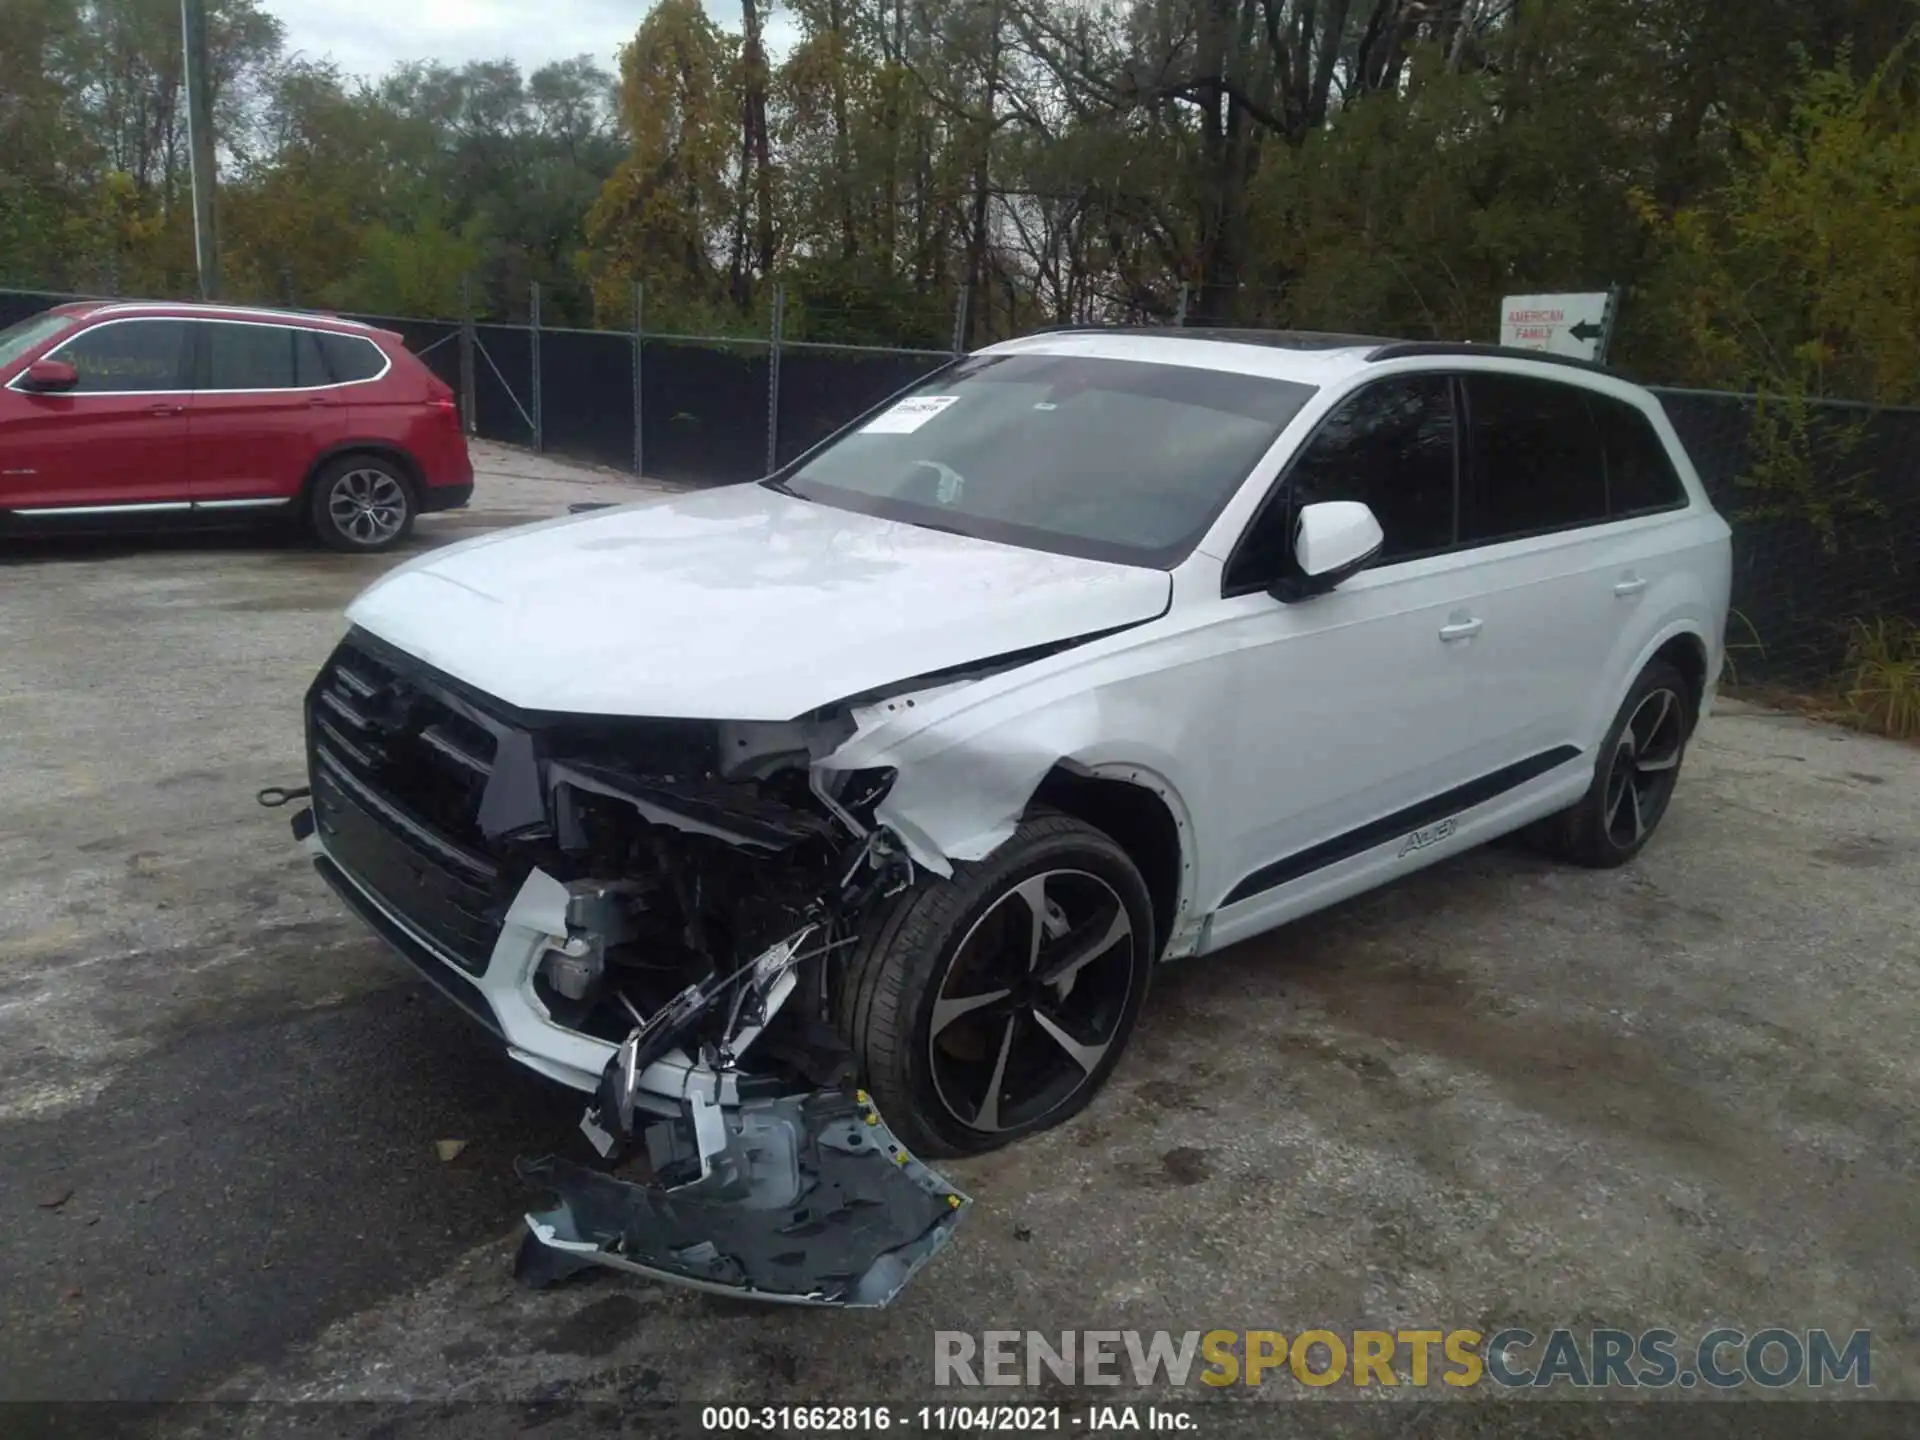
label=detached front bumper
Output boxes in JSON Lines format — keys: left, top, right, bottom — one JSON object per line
{"left": 296, "top": 813, "right": 970, "bottom": 1307}
{"left": 518, "top": 1089, "right": 968, "bottom": 1307}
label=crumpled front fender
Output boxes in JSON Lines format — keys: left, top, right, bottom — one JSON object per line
{"left": 813, "top": 667, "right": 1207, "bottom": 956}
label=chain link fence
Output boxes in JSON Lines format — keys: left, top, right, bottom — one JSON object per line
{"left": 3, "top": 285, "right": 1915, "bottom": 705}
{"left": 0, "top": 282, "right": 961, "bottom": 488}
{"left": 1653, "top": 389, "right": 1920, "bottom": 698}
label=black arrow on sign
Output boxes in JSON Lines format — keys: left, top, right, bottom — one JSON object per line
{"left": 1569, "top": 319, "right": 1604, "bottom": 343}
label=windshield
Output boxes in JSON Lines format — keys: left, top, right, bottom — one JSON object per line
{"left": 774, "top": 353, "right": 1317, "bottom": 566}
{"left": 0, "top": 311, "right": 77, "bottom": 371}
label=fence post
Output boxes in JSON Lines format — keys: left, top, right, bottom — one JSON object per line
{"left": 951, "top": 284, "right": 970, "bottom": 355}
{"left": 765, "top": 282, "right": 785, "bottom": 477}
{"left": 1596, "top": 283, "right": 1623, "bottom": 365}
{"left": 458, "top": 273, "right": 477, "bottom": 437}
{"left": 631, "top": 281, "right": 645, "bottom": 479}
{"left": 529, "top": 280, "right": 544, "bottom": 454}
{"left": 1175, "top": 284, "right": 1189, "bottom": 327}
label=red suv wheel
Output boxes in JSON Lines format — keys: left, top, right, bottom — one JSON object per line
{"left": 309, "top": 454, "right": 416, "bottom": 553}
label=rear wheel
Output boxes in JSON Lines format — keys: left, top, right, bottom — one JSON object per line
{"left": 309, "top": 454, "right": 415, "bottom": 553}
{"left": 839, "top": 813, "right": 1153, "bottom": 1157}
{"left": 1542, "top": 659, "right": 1694, "bottom": 868}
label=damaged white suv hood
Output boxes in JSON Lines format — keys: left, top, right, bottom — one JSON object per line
{"left": 347, "top": 483, "right": 1171, "bottom": 720}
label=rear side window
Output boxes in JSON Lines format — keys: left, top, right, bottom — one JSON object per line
{"left": 1592, "top": 394, "right": 1688, "bottom": 514}
{"left": 201, "top": 321, "right": 325, "bottom": 390}
{"left": 315, "top": 332, "right": 386, "bottom": 383}
{"left": 1460, "top": 374, "right": 1609, "bottom": 542}
{"left": 194, "top": 322, "right": 386, "bottom": 389}
{"left": 45, "top": 320, "right": 192, "bottom": 393}
{"left": 294, "top": 331, "right": 333, "bottom": 386}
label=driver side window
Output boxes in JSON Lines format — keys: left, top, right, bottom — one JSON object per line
{"left": 46, "top": 319, "right": 193, "bottom": 394}
{"left": 1226, "top": 375, "right": 1458, "bottom": 592}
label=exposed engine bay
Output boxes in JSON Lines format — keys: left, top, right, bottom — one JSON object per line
{"left": 501, "top": 726, "right": 908, "bottom": 1067}
{"left": 280, "top": 629, "right": 978, "bottom": 1306}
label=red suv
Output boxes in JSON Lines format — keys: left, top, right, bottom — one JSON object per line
{"left": 0, "top": 300, "right": 474, "bottom": 552}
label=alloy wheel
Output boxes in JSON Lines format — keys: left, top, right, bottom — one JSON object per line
{"left": 328, "top": 468, "right": 408, "bottom": 546}
{"left": 1603, "top": 686, "right": 1685, "bottom": 848}
{"left": 927, "top": 868, "right": 1140, "bottom": 1135}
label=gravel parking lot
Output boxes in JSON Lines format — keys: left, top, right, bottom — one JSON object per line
{"left": 2, "top": 441, "right": 1915, "bottom": 1413}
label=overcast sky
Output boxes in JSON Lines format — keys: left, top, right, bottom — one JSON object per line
{"left": 260, "top": 0, "right": 800, "bottom": 84}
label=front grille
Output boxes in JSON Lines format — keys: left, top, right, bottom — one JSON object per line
{"left": 306, "top": 638, "right": 508, "bottom": 973}
{"left": 314, "top": 855, "right": 503, "bottom": 1036}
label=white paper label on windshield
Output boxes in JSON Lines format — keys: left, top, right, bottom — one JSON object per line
{"left": 860, "top": 395, "right": 959, "bottom": 434}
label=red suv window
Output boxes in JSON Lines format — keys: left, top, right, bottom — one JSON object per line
{"left": 315, "top": 332, "right": 387, "bottom": 384}
{"left": 189, "top": 320, "right": 389, "bottom": 391}
{"left": 200, "top": 321, "right": 326, "bottom": 391}
{"left": 45, "top": 320, "right": 193, "bottom": 393}
{"left": 0, "top": 311, "right": 75, "bottom": 369}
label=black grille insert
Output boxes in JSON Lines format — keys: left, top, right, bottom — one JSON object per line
{"left": 306, "top": 640, "right": 509, "bottom": 973}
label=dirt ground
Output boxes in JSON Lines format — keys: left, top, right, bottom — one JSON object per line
{"left": 1, "top": 441, "right": 1915, "bottom": 1415}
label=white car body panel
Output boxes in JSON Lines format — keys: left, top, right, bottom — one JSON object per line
{"left": 318, "top": 329, "right": 1732, "bottom": 1090}
{"left": 815, "top": 343, "right": 1731, "bottom": 953}
{"left": 345, "top": 481, "right": 1171, "bottom": 720}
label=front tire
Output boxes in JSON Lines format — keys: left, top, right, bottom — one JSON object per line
{"left": 839, "top": 813, "right": 1154, "bottom": 1157}
{"left": 1543, "top": 659, "right": 1695, "bottom": 868}
{"left": 309, "top": 454, "right": 416, "bottom": 553}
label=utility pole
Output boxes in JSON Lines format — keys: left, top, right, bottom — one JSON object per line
{"left": 181, "top": 0, "right": 219, "bottom": 298}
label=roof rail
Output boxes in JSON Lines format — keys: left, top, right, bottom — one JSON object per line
{"left": 86, "top": 299, "right": 371, "bottom": 330}
{"left": 1020, "top": 324, "right": 1404, "bottom": 352}
{"left": 1365, "top": 341, "right": 1616, "bottom": 376}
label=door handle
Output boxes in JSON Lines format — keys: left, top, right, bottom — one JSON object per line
{"left": 148, "top": 402, "right": 185, "bottom": 416}
{"left": 1438, "top": 617, "right": 1483, "bottom": 642}
{"left": 1613, "top": 575, "right": 1649, "bottom": 597}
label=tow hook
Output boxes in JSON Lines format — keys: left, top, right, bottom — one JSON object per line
{"left": 256, "top": 785, "right": 311, "bottom": 808}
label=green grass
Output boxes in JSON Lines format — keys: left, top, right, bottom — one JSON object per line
{"left": 1841, "top": 617, "right": 1920, "bottom": 740}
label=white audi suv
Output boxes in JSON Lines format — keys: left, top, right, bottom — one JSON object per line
{"left": 281, "top": 327, "right": 1731, "bottom": 1305}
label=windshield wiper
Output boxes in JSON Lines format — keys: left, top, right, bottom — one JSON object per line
{"left": 761, "top": 475, "right": 811, "bottom": 501}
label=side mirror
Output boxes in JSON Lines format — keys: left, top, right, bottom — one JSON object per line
{"left": 1272, "top": 501, "right": 1384, "bottom": 601}
{"left": 21, "top": 358, "right": 78, "bottom": 393}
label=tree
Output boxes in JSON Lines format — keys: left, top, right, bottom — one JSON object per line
{"left": 1640, "top": 40, "right": 1920, "bottom": 404}
{"left": 0, "top": 0, "right": 97, "bottom": 285}
{"left": 2, "top": 0, "right": 1912, "bottom": 396}
{"left": 582, "top": 0, "right": 741, "bottom": 328}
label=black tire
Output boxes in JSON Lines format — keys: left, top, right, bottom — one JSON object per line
{"left": 838, "top": 812, "right": 1154, "bottom": 1157}
{"left": 308, "top": 453, "right": 416, "bottom": 553}
{"left": 1541, "top": 658, "right": 1695, "bottom": 868}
